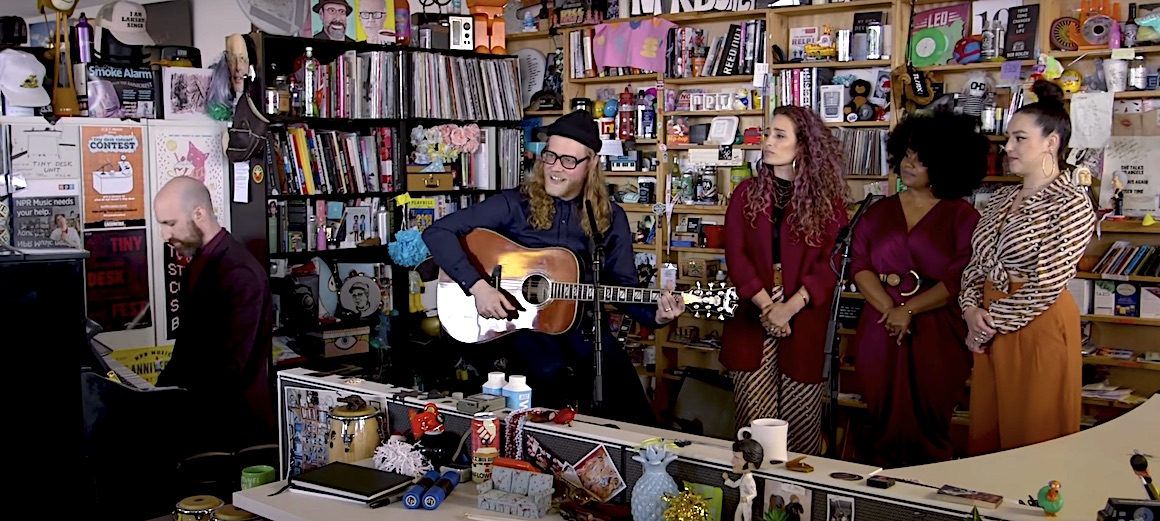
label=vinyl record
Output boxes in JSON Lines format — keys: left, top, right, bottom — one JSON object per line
{"left": 830, "top": 472, "right": 864, "bottom": 481}
{"left": 1082, "top": 15, "right": 1114, "bottom": 46}
{"left": 313, "top": 257, "right": 338, "bottom": 318}
{"left": 1050, "top": 17, "right": 1080, "bottom": 50}
{"left": 514, "top": 48, "right": 547, "bottom": 108}
{"left": 909, "top": 27, "right": 948, "bottom": 68}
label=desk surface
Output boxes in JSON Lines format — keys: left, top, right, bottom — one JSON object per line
{"left": 238, "top": 370, "right": 1159, "bottom": 521}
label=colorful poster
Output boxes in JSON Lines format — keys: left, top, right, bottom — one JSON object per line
{"left": 81, "top": 125, "right": 146, "bottom": 229}
{"left": 85, "top": 228, "right": 152, "bottom": 332}
{"left": 149, "top": 123, "right": 230, "bottom": 346}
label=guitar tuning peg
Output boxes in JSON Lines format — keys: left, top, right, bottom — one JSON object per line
{"left": 718, "top": 314, "right": 726, "bottom": 320}
{"left": 694, "top": 312, "right": 703, "bottom": 318}
{"left": 695, "top": 281, "right": 703, "bottom": 289}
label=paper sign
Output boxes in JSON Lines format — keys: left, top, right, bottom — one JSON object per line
{"left": 232, "top": 162, "right": 249, "bottom": 203}
{"left": 753, "top": 63, "right": 769, "bottom": 87}
{"left": 1000, "top": 61, "right": 1022, "bottom": 81}
{"left": 1111, "top": 48, "right": 1136, "bottom": 60}
{"left": 1068, "top": 91, "right": 1115, "bottom": 149}
{"left": 396, "top": 193, "right": 412, "bottom": 205}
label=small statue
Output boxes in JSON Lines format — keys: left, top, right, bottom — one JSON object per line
{"left": 523, "top": 10, "right": 537, "bottom": 32}
{"left": 338, "top": 395, "right": 368, "bottom": 411}
{"left": 722, "top": 432, "right": 763, "bottom": 521}
{"left": 1036, "top": 480, "right": 1064, "bottom": 517}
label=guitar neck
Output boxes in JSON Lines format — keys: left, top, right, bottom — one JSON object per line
{"left": 551, "top": 282, "right": 672, "bottom": 306}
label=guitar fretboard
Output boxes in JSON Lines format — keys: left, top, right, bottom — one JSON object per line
{"left": 550, "top": 282, "right": 674, "bottom": 305}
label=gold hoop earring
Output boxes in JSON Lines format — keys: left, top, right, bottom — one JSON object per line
{"left": 1041, "top": 154, "right": 1054, "bottom": 179}
{"left": 791, "top": 158, "right": 798, "bottom": 172}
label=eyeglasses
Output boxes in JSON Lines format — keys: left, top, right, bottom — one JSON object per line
{"left": 322, "top": 6, "right": 347, "bottom": 16}
{"left": 360, "top": 11, "right": 386, "bottom": 19}
{"left": 540, "top": 150, "right": 588, "bottom": 169}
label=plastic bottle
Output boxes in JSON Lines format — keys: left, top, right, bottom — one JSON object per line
{"left": 301, "top": 47, "right": 320, "bottom": 117}
{"left": 482, "top": 371, "right": 506, "bottom": 396}
{"left": 502, "top": 375, "right": 532, "bottom": 409}
{"left": 395, "top": 0, "right": 412, "bottom": 46}
{"left": 76, "top": 14, "right": 93, "bottom": 63}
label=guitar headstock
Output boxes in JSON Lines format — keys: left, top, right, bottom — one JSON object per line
{"left": 680, "top": 282, "right": 740, "bottom": 320}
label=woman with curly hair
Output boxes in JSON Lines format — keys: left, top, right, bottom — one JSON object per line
{"left": 849, "top": 112, "right": 988, "bottom": 466}
{"left": 722, "top": 106, "right": 850, "bottom": 455}
{"left": 423, "top": 111, "right": 684, "bottom": 424}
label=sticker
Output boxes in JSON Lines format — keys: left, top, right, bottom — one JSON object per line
{"left": 829, "top": 472, "right": 863, "bottom": 481}
{"left": 718, "top": 144, "right": 733, "bottom": 161}
{"left": 1000, "top": 61, "right": 1022, "bottom": 81}
{"left": 1111, "top": 48, "right": 1136, "bottom": 60}
{"left": 252, "top": 164, "right": 265, "bottom": 184}
{"left": 652, "top": 203, "right": 667, "bottom": 215}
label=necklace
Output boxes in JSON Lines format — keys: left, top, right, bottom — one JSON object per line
{"left": 772, "top": 177, "right": 793, "bottom": 209}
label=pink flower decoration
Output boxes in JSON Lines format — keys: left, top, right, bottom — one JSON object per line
{"left": 464, "top": 124, "right": 481, "bottom": 140}
{"left": 438, "top": 125, "right": 453, "bottom": 144}
{"left": 449, "top": 127, "right": 468, "bottom": 148}
{"left": 463, "top": 136, "right": 480, "bottom": 154}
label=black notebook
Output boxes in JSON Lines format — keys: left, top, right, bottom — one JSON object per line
{"left": 290, "top": 462, "right": 414, "bottom": 502}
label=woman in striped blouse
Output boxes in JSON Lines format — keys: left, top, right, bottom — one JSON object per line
{"left": 959, "top": 80, "right": 1096, "bottom": 454}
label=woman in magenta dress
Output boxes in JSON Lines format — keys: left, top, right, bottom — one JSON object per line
{"left": 849, "top": 112, "right": 989, "bottom": 466}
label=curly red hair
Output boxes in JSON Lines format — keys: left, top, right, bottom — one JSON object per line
{"left": 744, "top": 105, "right": 849, "bottom": 247}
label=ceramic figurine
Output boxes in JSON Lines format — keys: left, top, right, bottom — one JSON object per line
{"left": 630, "top": 443, "right": 679, "bottom": 521}
{"left": 722, "top": 432, "right": 763, "bottom": 521}
{"left": 1036, "top": 480, "right": 1063, "bottom": 517}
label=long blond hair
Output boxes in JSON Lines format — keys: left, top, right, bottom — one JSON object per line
{"left": 522, "top": 150, "right": 611, "bottom": 238}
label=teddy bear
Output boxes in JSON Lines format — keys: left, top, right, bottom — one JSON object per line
{"left": 844, "top": 79, "right": 873, "bottom": 122}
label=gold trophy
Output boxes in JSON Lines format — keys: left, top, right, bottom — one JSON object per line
{"left": 38, "top": 0, "right": 81, "bottom": 116}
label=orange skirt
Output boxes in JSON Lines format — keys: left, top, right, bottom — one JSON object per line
{"left": 968, "top": 281, "right": 1082, "bottom": 455}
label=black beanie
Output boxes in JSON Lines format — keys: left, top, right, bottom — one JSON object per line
{"left": 542, "top": 110, "right": 601, "bottom": 154}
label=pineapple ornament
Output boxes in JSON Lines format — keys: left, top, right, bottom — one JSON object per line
{"left": 631, "top": 439, "right": 680, "bottom": 521}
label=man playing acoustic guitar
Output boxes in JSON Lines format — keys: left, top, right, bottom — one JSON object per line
{"left": 423, "top": 110, "right": 684, "bottom": 424}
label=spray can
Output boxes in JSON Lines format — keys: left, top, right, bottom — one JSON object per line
{"left": 979, "top": 13, "right": 996, "bottom": 60}
{"left": 76, "top": 13, "right": 93, "bottom": 63}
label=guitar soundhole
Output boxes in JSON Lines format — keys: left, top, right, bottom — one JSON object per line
{"left": 521, "top": 275, "right": 551, "bottom": 305}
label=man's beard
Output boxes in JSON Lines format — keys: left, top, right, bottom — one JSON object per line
{"left": 326, "top": 23, "right": 346, "bottom": 39}
{"left": 171, "top": 225, "right": 205, "bottom": 259}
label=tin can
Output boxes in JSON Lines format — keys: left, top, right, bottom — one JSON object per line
{"left": 1129, "top": 58, "right": 1148, "bottom": 90}
{"left": 264, "top": 87, "right": 279, "bottom": 116}
{"left": 679, "top": 172, "right": 695, "bottom": 203}
{"left": 866, "top": 22, "right": 882, "bottom": 60}
{"left": 470, "top": 412, "right": 500, "bottom": 455}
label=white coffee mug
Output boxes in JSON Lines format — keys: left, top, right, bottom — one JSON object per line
{"left": 737, "top": 418, "right": 789, "bottom": 464}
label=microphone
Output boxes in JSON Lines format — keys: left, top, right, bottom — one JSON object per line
{"left": 1131, "top": 454, "right": 1159, "bottom": 500}
{"left": 834, "top": 194, "right": 883, "bottom": 254}
{"left": 585, "top": 200, "right": 602, "bottom": 241}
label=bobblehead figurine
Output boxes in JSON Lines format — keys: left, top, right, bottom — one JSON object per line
{"left": 722, "top": 432, "right": 764, "bottom": 521}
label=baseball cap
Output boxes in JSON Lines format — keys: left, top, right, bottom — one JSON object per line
{"left": 95, "top": 1, "right": 155, "bottom": 46}
{"left": 0, "top": 49, "right": 50, "bottom": 108}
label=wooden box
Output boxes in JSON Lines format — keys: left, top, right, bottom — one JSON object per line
{"left": 407, "top": 167, "right": 454, "bottom": 191}
{"left": 305, "top": 326, "right": 371, "bottom": 357}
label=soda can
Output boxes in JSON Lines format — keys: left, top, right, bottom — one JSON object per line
{"left": 470, "top": 412, "right": 500, "bottom": 455}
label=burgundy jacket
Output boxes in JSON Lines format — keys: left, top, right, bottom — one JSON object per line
{"left": 721, "top": 178, "right": 848, "bottom": 384}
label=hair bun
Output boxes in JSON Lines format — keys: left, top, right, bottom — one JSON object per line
{"left": 1031, "top": 79, "right": 1065, "bottom": 106}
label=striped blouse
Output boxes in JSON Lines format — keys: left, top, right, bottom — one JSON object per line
{"left": 959, "top": 174, "right": 1096, "bottom": 334}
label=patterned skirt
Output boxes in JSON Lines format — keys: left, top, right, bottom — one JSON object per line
{"left": 730, "top": 287, "right": 824, "bottom": 455}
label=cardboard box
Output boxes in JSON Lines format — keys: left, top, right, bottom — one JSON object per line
{"left": 1093, "top": 280, "right": 1117, "bottom": 315}
{"left": 1114, "top": 282, "right": 1140, "bottom": 317}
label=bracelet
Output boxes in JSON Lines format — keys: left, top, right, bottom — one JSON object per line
{"left": 798, "top": 291, "right": 808, "bottom": 305}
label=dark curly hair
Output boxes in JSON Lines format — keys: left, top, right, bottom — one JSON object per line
{"left": 745, "top": 105, "right": 850, "bottom": 247}
{"left": 886, "top": 111, "right": 989, "bottom": 200}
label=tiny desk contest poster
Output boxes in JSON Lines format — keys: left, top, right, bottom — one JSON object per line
{"left": 82, "top": 125, "right": 147, "bottom": 229}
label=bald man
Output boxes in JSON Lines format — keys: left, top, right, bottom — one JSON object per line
{"left": 154, "top": 177, "right": 275, "bottom": 453}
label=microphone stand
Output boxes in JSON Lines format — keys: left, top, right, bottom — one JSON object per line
{"left": 822, "top": 194, "right": 881, "bottom": 456}
{"left": 585, "top": 201, "right": 606, "bottom": 414}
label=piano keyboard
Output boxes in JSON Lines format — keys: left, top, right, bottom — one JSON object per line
{"left": 103, "top": 354, "right": 154, "bottom": 390}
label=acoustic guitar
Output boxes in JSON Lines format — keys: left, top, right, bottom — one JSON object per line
{"left": 436, "top": 229, "right": 740, "bottom": 344}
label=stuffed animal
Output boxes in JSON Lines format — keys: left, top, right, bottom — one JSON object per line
{"left": 891, "top": 65, "right": 936, "bottom": 116}
{"left": 844, "top": 79, "right": 872, "bottom": 121}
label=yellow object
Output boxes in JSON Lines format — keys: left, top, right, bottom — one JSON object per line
{"left": 1144, "top": 214, "right": 1156, "bottom": 226}
{"left": 662, "top": 490, "right": 712, "bottom": 521}
{"left": 420, "top": 315, "right": 442, "bottom": 336}
{"left": 108, "top": 346, "right": 175, "bottom": 385}
{"left": 1059, "top": 69, "right": 1082, "bottom": 93}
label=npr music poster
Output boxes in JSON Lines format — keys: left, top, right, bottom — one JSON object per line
{"left": 81, "top": 125, "right": 147, "bottom": 229}
{"left": 149, "top": 123, "right": 231, "bottom": 346}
